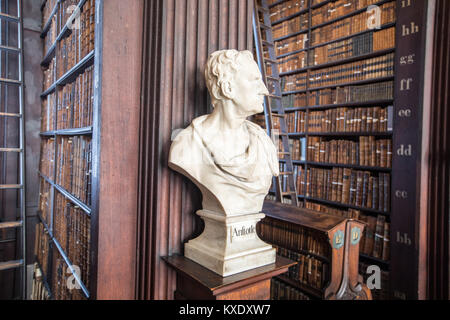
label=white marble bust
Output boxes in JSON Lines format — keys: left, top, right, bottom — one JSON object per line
{"left": 169, "top": 49, "right": 279, "bottom": 216}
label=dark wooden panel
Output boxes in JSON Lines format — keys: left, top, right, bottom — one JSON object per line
{"left": 93, "top": 0, "right": 144, "bottom": 300}
{"left": 390, "top": 0, "right": 429, "bottom": 300}
{"left": 427, "top": 0, "right": 450, "bottom": 300}
{"left": 137, "top": 0, "right": 254, "bottom": 300}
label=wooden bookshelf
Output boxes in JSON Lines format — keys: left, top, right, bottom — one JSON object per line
{"left": 259, "top": 200, "right": 372, "bottom": 300}
{"left": 35, "top": 0, "right": 97, "bottom": 300}
{"left": 257, "top": 0, "right": 399, "bottom": 300}
{"left": 36, "top": 0, "right": 144, "bottom": 300}
{"left": 261, "top": 0, "right": 436, "bottom": 300}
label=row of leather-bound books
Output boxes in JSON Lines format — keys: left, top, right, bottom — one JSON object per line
{"left": 39, "top": 138, "right": 55, "bottom": 180}
{"left": 268, "top": 0, "right": 390, "bottom": 25}
{"left": 271, "top": 278, "right": 311, "bottom": 300}
{"left": 277, "top": 81, "right": 394, "bottom": 108}
{"left": 276, "top": 27, "right": 395, "bottom": 71}
{"left": 310, "top": 27, "right": 395, "bottom": 66}
{"left": 57, "top": 0, "right": 80, "bottom": 34}
{"left": 287, "top": 136, "right": 392, "bottom": 168}
{"left": 311, "top": 0, "right": 391, "bottom": 27}
{"left": 305, "top": 201, "right": 390, "bottom": 261}
{"left": 34, "top": 210, "right": 90, "bottom": 300}
{"left": 292, "top": 167, "right": 391, "bottom": 212}
{"left": 269, "top": 0, "right": 308, "bottom": 23}
{"left": 42, "top": 0, "right": 58, "bottom": 26}
{"left": 310, "top": 2, "right": 396, "bottom": 47}
{"left": 271, "top": 1, "right": 395, "bottom": 49}
{"left": 310, "top": 53, "right": 395, "bottom": 88}
{"left": 31, "top": 263, "right": 51, "bottom": 300}
{"left": 50, "top": 245, "right": 87, "bottom": 300}
{"left": 280, "top": 53, "right": 394, "bottom": 92}
{"left": 38, "top": 178, "right": 52, "bottom": 225}
{"left": 360, "top": 212, "right": 390, "bottom": 260}
{"left": 43, "top": 58, "right": 56, "bottom": 91}
{"left": 34, "top": 223, "right": 50, "bottom": 282}
{"left": 53, "top": 191, "right": 91, "bottom": 288}
{"left": 56, "top": 66, "right": 94, "bottom": 130}
{"left": 306, "top": 136, "right": 392, "bottom": 168}
{"left": 272, "top": 12, "right": 309, "bottom": 40}
{"left": 275, "top": 244, "right": 328, "bottom": 291}
{"left": 44, "top": 15, "right": 57, "bottom": 54}
{"left": 41, "top": 93, "right": 56, "bottom": 132}
{"left": 57, "top": 0, "right": 96, "bottom": 78}
{"left": 56, "top": 136, "right": 92, "bottom": 206}
{"left": 258, "top": 217, "right": 330, "bottom": 257}
{"left": 273, "top": 106, "right": 392, "bottom": 134}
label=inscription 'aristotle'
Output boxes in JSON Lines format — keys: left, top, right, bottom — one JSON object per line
{"left": 233, "top": 225, "right": 256, "bottom": 237}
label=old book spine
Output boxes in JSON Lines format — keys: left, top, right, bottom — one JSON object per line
{"left": 342, "top": 168, "right": 351, "bottom": 204}
{"left": 378, "top": 173, "right": 384, "bottom": 212}
{"left": 373, "top": 214, "right": 386, "bottom": 258}
{"left": 382, "top": 221, "right": 390, "bottom": 261}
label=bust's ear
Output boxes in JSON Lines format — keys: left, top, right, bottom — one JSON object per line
{"left": 220, "top": 80, "right": 234, "bottom": 99}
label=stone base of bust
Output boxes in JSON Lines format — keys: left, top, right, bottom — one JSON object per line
{"left": 184, "top": 209, "right": 276, "bottom": 277}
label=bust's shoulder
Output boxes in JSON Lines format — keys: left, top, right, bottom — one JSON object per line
{"left": 172, "top": 115, "right": 208, "bottom": 142}
{"left": 245, "top": 120, "right": 272, "bottom": 142}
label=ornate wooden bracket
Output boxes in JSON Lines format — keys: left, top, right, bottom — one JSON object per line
{"left": 325, "top": 220, "right": 372, "bottom": 300}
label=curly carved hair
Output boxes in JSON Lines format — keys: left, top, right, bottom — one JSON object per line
{"left": 204, "top": 49, "right": 254, "bottom": 107}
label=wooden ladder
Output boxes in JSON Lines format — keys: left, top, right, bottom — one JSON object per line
{"left": 253, "top": 0, "right": 298, "bottom": 206}
{"left": 0, "top": 0, "right": 27, "bottom": 299}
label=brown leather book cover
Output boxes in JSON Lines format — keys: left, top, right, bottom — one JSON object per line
{"left": 373, "top": 214, "right": 386, "bottom": 258}
{"left": 382, "top": 221, "right": 391, "bottom": 261}
{"left": 342, "top": 168, "right": 351, "bottom": 204}
{"left": 378, "top": 173, "right": 384, "bottom": 212}
{"left": 364, "top": 215, "right": 377, "bottom": 256}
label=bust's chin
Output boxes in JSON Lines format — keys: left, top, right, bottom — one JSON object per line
{"left": 251, "top": 104, "right": 264, "bottom": 115}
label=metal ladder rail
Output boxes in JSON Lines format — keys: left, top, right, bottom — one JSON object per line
{"left": 253, "top": 0, "right": 298, "bottom": 206}
{"left": 0, "top": 0, "right": 27, "bottom": 300}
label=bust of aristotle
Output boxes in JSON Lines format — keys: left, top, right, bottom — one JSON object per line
{"left": 169, "top": 49, "right": 279, "bottom": 216}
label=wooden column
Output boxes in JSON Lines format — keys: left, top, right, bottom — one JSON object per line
{"left": 90, "top": 0, "right": 144, "bottom": 300}
{"left": 137, "top": 0, "right": 254, "bottom": 300}
{"left": 426, "top": 0, "right": 450, "bottom": 300}
{"left": 390, "top": 0, "right": 430, "bottom": 300}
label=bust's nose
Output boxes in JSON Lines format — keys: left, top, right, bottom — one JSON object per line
{"left": 259, "top": 80, "right": 269, "bottom": 96}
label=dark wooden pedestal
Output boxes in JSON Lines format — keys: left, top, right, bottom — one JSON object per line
{"left": 162, "top": 254, "right": 296, "bottom": 300}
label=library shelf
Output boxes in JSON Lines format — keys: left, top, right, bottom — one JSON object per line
{"left": 37, "top": 212, "right": 90, "bottom": 298}
{"left": 310, "top": 0, "right": 394, "bottom": 32}
{"left": 40, "top": 49, "right": 95, "bottom": 98}
{"left": 271, "top": 7, "right": 309, "bottom": 26}
{"left": 359, "top": 253, "right": 390, "bottom": 270}
{"left": 303, "top": 196, "right": 390, "bottom": 217}
{"left": 276, "top": 22, "right": 396, "bottom": 61}
{"left": 281, "top": 76, "right": 395, "bottom": 96}
{"left": 279, "top": 48, "right": 396, "bottom": 77}
{"left": 304, "top": 161, "right": 392, "bottom": 172}
{"left": 40, "top": 0, "right": 60, "bottom": 38}
{"left": 41, "top": 42, "right": 56, "bottom": 67}
{"left": 288, "top": 131, "right": 393, "bottom": 137}
{"left": 39, "top": 171, "right": 91, "bottom": 216}
{"left": 41, "top": 0, "right": 90, "bottom": 66}
{"left": 277, "top": 274, "right": 323, "bottom": 299}
{"left": 273, "top": 28, "right": 308, "bottom": 42}
{"left": 308, "top": 22, "right": 396, "bottom": 51}
{"left": 40, "top": 126, "right": 93, "bottom": 137}
{"left": 35, "top": 258, "right": 53, "bottom": 299}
